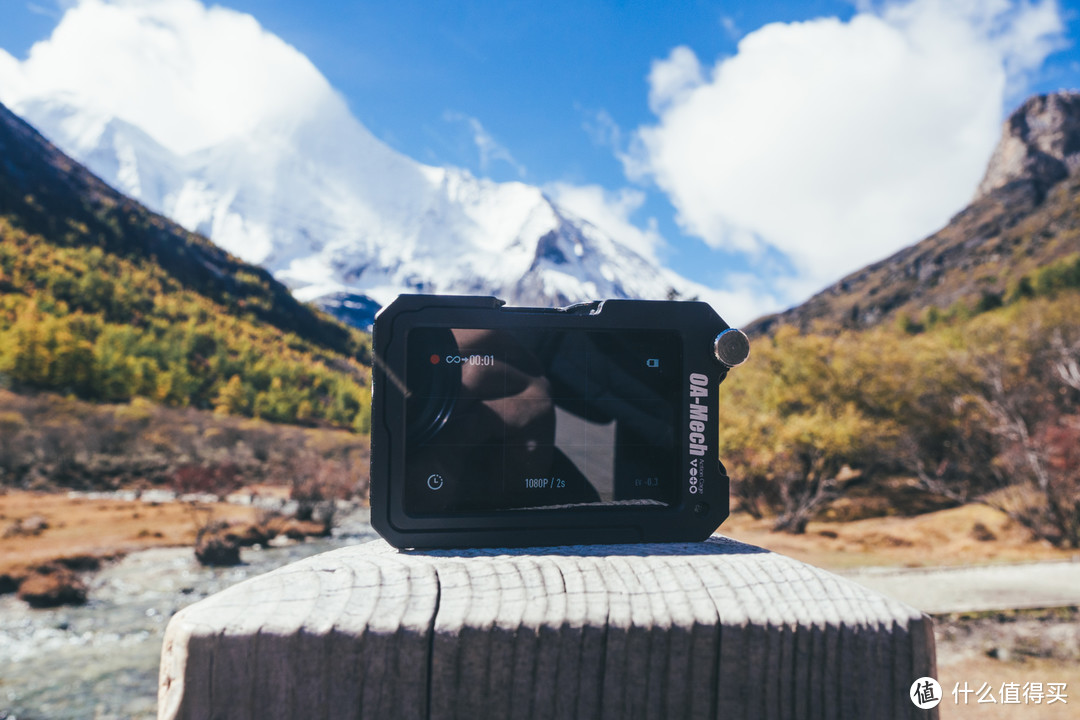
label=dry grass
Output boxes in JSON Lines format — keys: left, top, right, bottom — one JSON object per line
{"left": 721, "top": 504, "right": 1078, "bottom": 570}
{"left": 933, "top": 608, "right": 1079, "bottom": 718}
{"left": 0, "top": 389, "right": 370, "bottom": 499}
{"left": 0, "top": 490, "right": 258, "bottom": 578}
{"left": 936, "top": 654, "right": 1078, "bottom": 718}
{"left": 4, "top": 492, "right": 1076, "bottom": 581}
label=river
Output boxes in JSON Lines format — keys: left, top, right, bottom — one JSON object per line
{"left": 0, "top": 513, "right": 379, "bottom": 720}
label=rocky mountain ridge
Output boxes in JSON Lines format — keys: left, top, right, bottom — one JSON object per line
{"left": 750, "top": 91, "right": 1080, "bottom": 335}
{"left": 975, "top": 91, "right": 1080, "bottom": 201}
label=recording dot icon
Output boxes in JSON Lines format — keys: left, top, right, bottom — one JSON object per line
{"left": 430, "top": 354, "right": 440, "bottom": 365}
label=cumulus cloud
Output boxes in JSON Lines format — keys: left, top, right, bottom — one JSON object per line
{"left": 627, "top": 0, "right": 1065, "bottom": 302}
{"left": 0, "top": 0, "right": 337, "bottom": 155}
{"left": 646, "top": 46, "right": 705, "bottom": 116}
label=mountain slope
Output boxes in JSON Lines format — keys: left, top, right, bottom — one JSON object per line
{"left": 750, "top": 92, "right": 1080, "bottom": 334}
{"left": 0, "top": 98, "right": 371, "bottom": 429}
{"left": 10, "top": 93, "right": 698, "bottom": 325}
{"left": 0, "top": 98, "right": 360, "bottom": 354}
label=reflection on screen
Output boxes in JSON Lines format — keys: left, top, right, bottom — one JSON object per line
{"left": 403, "top": 327, "right": 681, "bottom": 514}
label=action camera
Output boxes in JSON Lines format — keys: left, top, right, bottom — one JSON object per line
{"left": 369, "top": 295, "right": 748, "bottom": 549}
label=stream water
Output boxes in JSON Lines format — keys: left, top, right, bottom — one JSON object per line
{"left": 0, "top": 513, "right": 379, "bottom": 720}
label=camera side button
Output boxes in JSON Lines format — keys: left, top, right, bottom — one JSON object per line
{"left": 714, "top": 329, "right": 750, "bottom": 368}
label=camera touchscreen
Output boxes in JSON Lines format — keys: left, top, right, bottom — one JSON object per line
{"left": 404, "top": 327, "right": 682, "bottom": 514}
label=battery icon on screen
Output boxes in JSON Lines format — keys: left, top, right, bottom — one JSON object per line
{"left": 646, "top": 358, "right": 660, "bottom": 368}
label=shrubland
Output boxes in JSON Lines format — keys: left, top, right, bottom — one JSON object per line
{"left": 721, "top": 290, "right": 1080, "bottom": 547}
{"left": 0, "top": 389, "right": 369, "bottom": 502}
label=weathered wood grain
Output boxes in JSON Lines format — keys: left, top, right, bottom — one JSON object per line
{"left": 159, "top": 537, "right": 937, "bottom": 720}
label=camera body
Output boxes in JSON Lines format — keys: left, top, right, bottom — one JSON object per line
{"left": 369, "top": 295, "right": 746, "bottom": 549}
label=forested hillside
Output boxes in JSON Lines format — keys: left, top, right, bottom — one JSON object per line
{"left": 726, "top": 94, "right": 1080, "bottom": 548}
{"left": 0, "top": 100, "right": 371, "bottom": 431}
{"left": 722, "top": 275, "right": 1080, "bottom": 547}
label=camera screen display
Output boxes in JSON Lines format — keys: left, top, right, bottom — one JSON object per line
{"left": 403, "top": 326, "right": 682, "bottom": 514}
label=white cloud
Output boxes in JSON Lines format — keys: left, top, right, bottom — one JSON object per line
{"left": 0, "top": 0, "right": 338, "bottom": 155}
{"left": 647, "top": 46, "right": 704, "bottom": 115}
{"left": 26, "top": 3, "right": 62, "bottom": 20}
{"left": 720, "top": 16, "right": 741, "bottom": 41}
{"left": 444, "top": 110, "right": 526, "bottom": 178}
{"left": 627, "top": 0, "right": 1065, "bottom": 301}
{"left": 580, "top": 107, "right": 623, "bottom": 151}
{"left": 545, "top": 182, "right": 662, "bottom": 262}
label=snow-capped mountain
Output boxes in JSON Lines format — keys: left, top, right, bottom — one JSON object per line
{"left": 8, "top": 91, "right": 696, "bottom": 327}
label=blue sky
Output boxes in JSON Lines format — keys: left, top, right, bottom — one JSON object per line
{"left": 2, "top": 0, "right": 1079, "bottom": 320}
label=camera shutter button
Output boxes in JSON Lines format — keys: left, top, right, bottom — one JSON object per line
{"left": 714, "top": 329, "right": 749, "bottom": 368}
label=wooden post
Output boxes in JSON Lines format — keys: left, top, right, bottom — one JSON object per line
{"left": 159, "top": 537, "right": 937, "bottom": 719}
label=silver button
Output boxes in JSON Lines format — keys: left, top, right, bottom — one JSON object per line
{"left": 714, "top": 329, "right": 749, "bottom": 368}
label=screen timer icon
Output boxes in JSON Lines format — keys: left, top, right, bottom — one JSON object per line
{"left": 426, "top": 474, "right": 445, "bottom": 491}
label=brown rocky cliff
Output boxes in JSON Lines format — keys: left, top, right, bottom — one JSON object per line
{"left": 976, "top": 91, "right": 1080, "bottom": 201}
{"left": 749, "top": 91, "right": 1080, "bottom": 336}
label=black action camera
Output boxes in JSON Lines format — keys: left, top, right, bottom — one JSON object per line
{"left": 369, "top": 295, "right": 748, "bottom": 549}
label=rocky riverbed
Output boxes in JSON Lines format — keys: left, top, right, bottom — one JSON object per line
{"left": 0, "top": 512, "right": 378, "bottom": 720}
{"left": 4, "top": 510, "right": 1078, "bottom": 719}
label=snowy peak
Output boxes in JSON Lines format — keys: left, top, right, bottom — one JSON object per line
{"left": 6, "top": 94, "right": 695, "bottom": 324}
{"left": 0, "top": 0, "right": 703, "bottom": 326}
{"left": 0, "top": 96, "right": 358, "bottom": 354}
{"left": 15, "top": 96, "right": 185, "bottom": 212}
